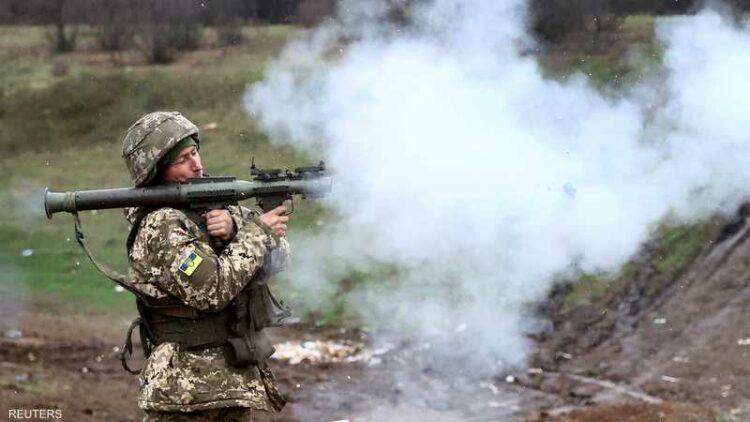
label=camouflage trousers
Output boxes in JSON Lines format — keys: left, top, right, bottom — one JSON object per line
{"left": 143, "top": 408, "right": 253, "bottom": 421}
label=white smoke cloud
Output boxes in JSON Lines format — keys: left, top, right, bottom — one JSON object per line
{"left": 246, "top": 0, "right": 750, "bottom": 375}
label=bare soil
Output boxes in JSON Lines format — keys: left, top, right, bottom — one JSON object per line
{"left": 0, "top": 306, "right": 541, "bottom": 421}
{"left": 0, "top": 296, "right": 721, "bottom": 422}
{"left": 532, "top": 214, "right": 750, "bottom": 421}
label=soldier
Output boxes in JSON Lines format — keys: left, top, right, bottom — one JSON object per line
{"left": 120, "top": 111, "right": 290, "bottom": 421}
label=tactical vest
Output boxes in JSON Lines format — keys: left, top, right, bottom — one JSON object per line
{"left": 124, "top": 207, "right": 291, "bottom": 369}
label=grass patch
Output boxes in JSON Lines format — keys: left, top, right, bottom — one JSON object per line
{"left": 1, "top": 69, "right": 267, "bottom": 155}
{"left": 0, "top": 25, "right": 49, "bottom": 51}
{"left": 0, "top": 203, "right": 133, "bottom": 313}
{"left": 650, "top": 221, "right": 719, "bottom": 288}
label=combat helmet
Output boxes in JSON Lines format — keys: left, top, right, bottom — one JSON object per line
{"left": 121, "top": 111, "right": 200, "bottom": 187}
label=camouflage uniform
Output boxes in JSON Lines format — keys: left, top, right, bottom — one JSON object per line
{"left": 121, "top": 112, "right": 289, "bottom": 420}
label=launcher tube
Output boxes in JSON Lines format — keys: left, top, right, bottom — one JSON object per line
{"left": 44, "top": 177, "right": 333, "bottom": 218}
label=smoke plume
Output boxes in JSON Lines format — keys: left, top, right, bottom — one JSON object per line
{"left": 245, "top": 0, "right": 750, "bottom": 374}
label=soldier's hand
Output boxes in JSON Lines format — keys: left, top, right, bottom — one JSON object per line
{"left": 259, "top": 206, "right": 289, "bottom": 237}
{"left": 204, "top": 209, "right": 236, "bottom": 241}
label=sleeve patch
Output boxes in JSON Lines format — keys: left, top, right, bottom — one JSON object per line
{"left": 179, "top": 252, "right": 204, "bottom": 276}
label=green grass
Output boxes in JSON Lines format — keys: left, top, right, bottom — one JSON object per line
{"left": 0, "top": 25, "right": 48, "bottom": 50}
{"left": 650, "top": 221, "right": 720, "bottom": 288}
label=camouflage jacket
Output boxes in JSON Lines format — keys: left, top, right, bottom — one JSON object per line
{"left": 126, "top": 205, "right": 289, "bottom": 412}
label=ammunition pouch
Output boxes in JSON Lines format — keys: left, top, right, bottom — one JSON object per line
{"left": 223, "top": 274, "right": 292, "bottom": 368}
{"left": 248, "top": 271, "right": 293, "bottom": 329}
{"left": 224, "top": 331, "right": 275, "bottom": 368}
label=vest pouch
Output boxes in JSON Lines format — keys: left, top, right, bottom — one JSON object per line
{"left": 250, "top": 283, "right": 293, "bottom": 329}
{"left": 224, "top": 336, "right": 254, "bottom": 367}
{"left": 224, "top": 329, "right": 276, "bottom": 368}
{"left": 253, "top": 329, "right": 276, "bottom": 362}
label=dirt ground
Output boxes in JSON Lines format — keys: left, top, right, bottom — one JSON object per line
{"left": 532, "top": 215, "right": 750, "bottom": 422}
{"left": 0, "top": 305, "right": 532, "bottom": 422}
{"left": 2, "top": 216, "right": 741, "bottom": 421}
{"left": 0, "top": 297, "right": 722, "bottom": 422}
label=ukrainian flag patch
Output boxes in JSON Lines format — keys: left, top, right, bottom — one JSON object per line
{"left": 179, "top": 252, "right": 203, "bottom": 276}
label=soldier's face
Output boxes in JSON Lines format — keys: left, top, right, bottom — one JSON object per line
{"left": 163, "top": 146, "right": 203, "bottom": 183}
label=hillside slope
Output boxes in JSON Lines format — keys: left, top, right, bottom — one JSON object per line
{"left": 535, "top": 211, "right": 750, "bottom": 418}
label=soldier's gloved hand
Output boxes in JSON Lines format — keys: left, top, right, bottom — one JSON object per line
{"left": 259, "top": 206, "right": 289, "bottom": 237}
{"left": 203, "top": 209, "right": 236, "bottom": 241}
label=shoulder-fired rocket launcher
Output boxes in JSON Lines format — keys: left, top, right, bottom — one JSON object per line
{"left": 44, "top": 161, "right": 331, "bottom": 218}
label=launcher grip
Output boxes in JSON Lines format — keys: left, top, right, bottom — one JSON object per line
{"left": 256, "top": 194, "right": 292, "bottom": 214}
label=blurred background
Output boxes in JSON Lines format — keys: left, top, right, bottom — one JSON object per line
{"left": 2, "top": 1, "right": 750, "bottom": 421}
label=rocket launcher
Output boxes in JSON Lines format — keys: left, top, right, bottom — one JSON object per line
{"left": 44, "top": 161, "right": 331, "bottom": 218}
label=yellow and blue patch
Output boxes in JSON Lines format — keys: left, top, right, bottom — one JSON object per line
{"left": 179, "top": 252, "right": 203, "bottom": 276}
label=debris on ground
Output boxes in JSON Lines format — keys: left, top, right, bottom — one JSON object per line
{"left": 5, "top": 329, "right": 22, "bottom": 339}
{"left": 272, "top": 340, "right": 378, "bottom": 365}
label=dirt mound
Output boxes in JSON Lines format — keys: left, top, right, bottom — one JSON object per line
{"left": 535, "top": 212, "right": 750, "bottom": 419}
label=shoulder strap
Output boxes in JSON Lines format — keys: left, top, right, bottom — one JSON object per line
{"left": 126, "top": 207, "right": 156, "bottom": 254}
{"left": 73, "top": 212, "right": 142, "bottom": 297}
